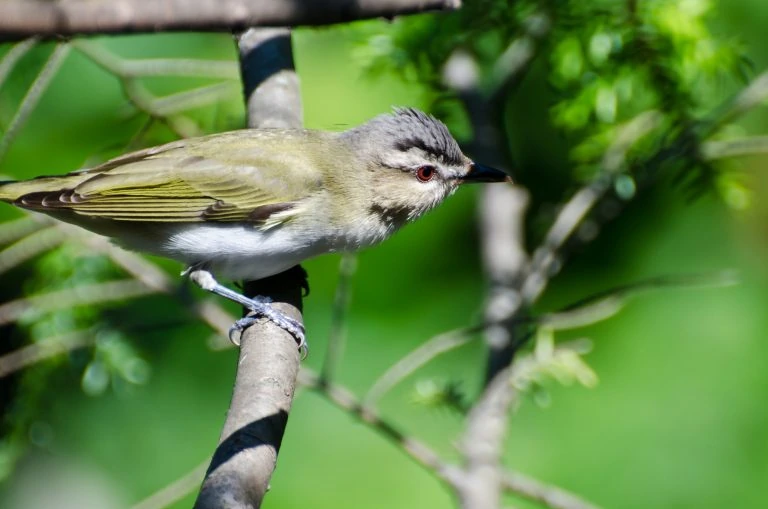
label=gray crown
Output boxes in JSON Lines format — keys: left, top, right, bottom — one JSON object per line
{"left": 345, "top": 108, "right": 465, "bottom": 167}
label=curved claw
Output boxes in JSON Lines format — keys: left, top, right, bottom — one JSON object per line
{"left": 227, "top": 313, "right": 307, "bottom": 357}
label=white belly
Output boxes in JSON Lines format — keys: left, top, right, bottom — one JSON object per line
{"left": 155, "top": 223, "right": 328, "bottom": 281}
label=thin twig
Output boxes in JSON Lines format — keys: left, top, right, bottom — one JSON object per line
{"left": 0, "top": 328, "right": 95, "bottom": 378}
{"left": 72, "top": 41, "right": 214, "bottom": 138}
{"left": 535, "top": 271, "right": 739, "bottom": 330}
{"left": 701, "top": 136, "right": 768, "bottom": 160}
{"left": 71, "top": 40, "right": 238, "bottom": 79}
{"left": 320, "top": 253, "right": 357, "bottom": 383}
{"left": 147, "top": 81, "right": 238, "bottom": 116}
{"left": 0, "top": 43, "right": 70, "bottom": 160}
{"left": 121, "top": 79, "right": 203, "bottom": 138}
{"left": 364, "top": 326, "right": 477, "bottom": 406}
{"left": 300, "top": 368, "right": 463, "bottom": 485}
{"left": 0, "top": 37, "right": 38, "bottom": 90}
{"left": 304, "top": 367, "right": 597, "bottom": 509}
{"left": 131, "top": 460, "right": 210, "bottom": 509}
{"left": 0, "top": 216, "right": 44, "bottom": 246}
{"left": 501, "top": 471, "right": 600, "bottom": 509}
{"left": 0, "top": 280, "right": 153, "bottom": 326}
{"left": 0, "top": 226, "right": 65, "bottom": 276}
{"left": 706, "top": 69, "right": 768, "bottom": 135}
{"left": 521, "top": 111, "right": 664, "bottom": 306}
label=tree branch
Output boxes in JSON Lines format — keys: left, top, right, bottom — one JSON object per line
{"left": 0, "top": 328, "right": 95, "bottom": 378}
{"left": 320, "top": 253, "right": 357, "bottom": 383}
{"left": 0, "top": 280, "right": 153, "bottom": 326}
{"left": 0, "top": 0, "right": 461, "bottom": 40}
{"left": 193, "top": 27, "right": 304, "bottom": 509}
{"left": 443, "top": 48, "right": 531, "bottom": 383}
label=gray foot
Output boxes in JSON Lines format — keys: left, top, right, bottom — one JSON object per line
{"left": 186, "top": 268, "right": 307, "bottom": 356}
{"left": 227, "top": 295, "right": 307, "bottom": 355}
{"left": 229, "top": 312, "right": 307, "bottom": 358}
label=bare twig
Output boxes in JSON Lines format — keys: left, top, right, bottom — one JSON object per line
{"left": 132, "top": 460, "right": 210, "bottom": 509}
{"left": 502, "top": 471, "right": 601, "bottom": 509}
{"left": 320, "top": 253, "right": 357, "bottom": 383}
{"left": 701, "top": 136, "right": 768, "bottom": 160}
{"left": 0, "top": 216, "right": 48, "bottom": 247}
{"left": 194, "top": 27, "right": 304, "bottom": 509}
{"left": 0, "top": 280, "right": 152, "bottom": 326}
{"left": 302, "top": 367, "right": 598, "bottom": 509}
{"left": 299, "top": 369, "right": 463, "bottom": 484}
{"left": 0, "top": 226, "right": 65, "bottom": 276}
{"left": 0, "top": 43, "right": 70, "bottom": 160}
{"left": 72, "top": 41, "right": 223, "bottom": 138}
{"left": 365, "top": 264, "right": 726, "bottom": 403}
{"left": 707, "top": 69, "right": 768, "bottom": 134}
{"left": 0, "top": 0, "right": 461, "bottom": 40}
{"left": 364, "top": 326, "right": 476, "bottom": 406}
{"left": 521, "top": 111, "right": 664, "bottom": 306}
{"left": 71, "top": 40, "right": 238, "bottom": 79}
{"left": 535, "top": 271, "right": 739, "bottom": 331}
{"left": 133, "top": 82, "right": 239, "bottom": 116}
{"left": 121, "top": 79, "right": 203, "bottom": 138}
{"left": 0, "top": 328, "right": 95, "bottom": 378}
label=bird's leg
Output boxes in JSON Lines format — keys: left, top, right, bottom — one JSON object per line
{"left": 185, "top": 268, "right": 306, "bottom": 354}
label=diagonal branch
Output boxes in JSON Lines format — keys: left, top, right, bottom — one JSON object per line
{"left": 0, "top": 43, "right": 70, "bottom": 160}
{"left": 0, "top": 328, "right": 95, "bottom": 378}
{"left": 0, "top": 280, "right": 153, "bottom": 326}
{"left": 0, "top": 37, "right": 38, "bottom": 89}
{"left": 365, "top": 326, "right": 477, "bottom": 405}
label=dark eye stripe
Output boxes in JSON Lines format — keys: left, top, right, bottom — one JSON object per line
{"left": 394, "top": 138, "right": 464, "bottom": 167}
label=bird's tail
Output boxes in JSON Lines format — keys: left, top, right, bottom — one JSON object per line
{"left": 0, "top": 175, "right": 84, "bottom": 203}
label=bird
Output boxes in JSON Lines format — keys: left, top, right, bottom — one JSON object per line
{"left": 0, "top": 107, "right": 511, "bottom": 351}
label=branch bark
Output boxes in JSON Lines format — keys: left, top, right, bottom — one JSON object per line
{"left": 443, "top": 49, "right": 531, "bottom": 383}
{"left": 193, "top": 27, "right": 304, "bottom": 509}
{"left": 0, "top": 0, "right": 460, "bottom": 40}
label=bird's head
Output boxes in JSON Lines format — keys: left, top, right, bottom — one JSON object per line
{"left": 340, "top": 107, "right": 511, "bottom": 224}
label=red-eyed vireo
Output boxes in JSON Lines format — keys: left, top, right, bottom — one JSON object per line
{"left": 0, "top": 108, "right": 510, "bottom": 350}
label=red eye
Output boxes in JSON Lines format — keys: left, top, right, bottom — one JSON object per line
{"left": 416, "top": 165, "right": 436, "bottom": 182}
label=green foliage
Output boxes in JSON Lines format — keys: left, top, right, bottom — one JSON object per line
{"left": 355, "top": 0, "right": 750, "bottom": 202}
{"left": 0, "top": 243, "right": 149, "bottom": 481}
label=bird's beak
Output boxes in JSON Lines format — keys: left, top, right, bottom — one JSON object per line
{"left": 461, "top": 163, "right": 512, "bottom": 184}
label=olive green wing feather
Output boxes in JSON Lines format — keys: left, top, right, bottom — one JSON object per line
{"left": 3, "top": 131, "right": 324, "bottom": 228}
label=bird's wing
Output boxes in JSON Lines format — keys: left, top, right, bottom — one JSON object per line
{"left": 12, "top": 132, "right": 324, "bottom": 228}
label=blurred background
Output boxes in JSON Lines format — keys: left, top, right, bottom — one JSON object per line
{"left": 1, "top": 0, "right": 768, "bottom": 508}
